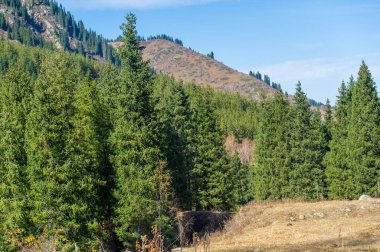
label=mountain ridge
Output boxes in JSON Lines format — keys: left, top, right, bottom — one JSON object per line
{"left": 0, "top": 0, "right": 117, "bottom": 62}
{"left": 110, "top": 39, "right": 277, "bottom": 101}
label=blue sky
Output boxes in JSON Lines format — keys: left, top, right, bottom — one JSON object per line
{"left": 59, "top": 0, "right": 380, "bottom": 103}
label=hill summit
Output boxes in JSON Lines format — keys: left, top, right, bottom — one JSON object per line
{"left": 140, "top": 39, "right": 276, "bottom": 101}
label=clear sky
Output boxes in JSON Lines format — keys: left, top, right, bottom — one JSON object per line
{"left": 59, "top": 0, "right": 380, "bottom": 104}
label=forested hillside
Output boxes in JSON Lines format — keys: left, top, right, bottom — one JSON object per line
{"left": 0, "top": 4, "right": 379, "bottom": 252}
{"left": 0, "top": 0, "right": 117, "bottom": 62}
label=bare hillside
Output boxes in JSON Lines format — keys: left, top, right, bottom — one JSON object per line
{"left": 110, "top": 39, "right": 276, "bottom": 101}
{"left": 180, "top": 199, "right": 380, "bottom": 251}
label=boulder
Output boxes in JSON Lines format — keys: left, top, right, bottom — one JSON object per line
{"left": 359, "top": 195, "right": 372, "bottom": 201}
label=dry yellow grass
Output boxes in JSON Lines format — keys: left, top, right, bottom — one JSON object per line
{"left": 178, "top": 199, "right": 380, "bottom": 252}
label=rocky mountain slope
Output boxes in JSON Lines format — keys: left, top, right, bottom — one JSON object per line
{"left": 0, "top": 0, "right": 279, "bottom": 101}
{"left": 0, "top": 0, "right": 115, "bottom": 61}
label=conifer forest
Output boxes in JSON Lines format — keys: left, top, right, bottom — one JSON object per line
{"left": 0, "top": 1, "right": 379, "bottom": 251}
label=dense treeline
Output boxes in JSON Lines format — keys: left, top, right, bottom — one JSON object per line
{"left": 1, "top": 10, "right": 379, "bottom": 251}
{"left": 249, "top": 70, "right": 324, "bottom": 106}
{"left": 0, "top": 0, "right": 117, "bottom": 62}
{"left": 0, "top": 14, "right": 252, "bottom": 251}
{"left": 146, "top": 34, "right": 183, "bottom": 46}
{"left": 254, "top": 65, "right": 380, "bottom": 200}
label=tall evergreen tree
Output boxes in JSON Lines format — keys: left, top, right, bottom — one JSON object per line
{"left": 288, "top": 82, "right": 325, "bottom": 199}
{"left": 190, "top": 88, "right": 238, "bottom": 211}
{"left": 324, "top": 81, "right": 353, "bottom": 199}
{"left": 0, "top": 67, "right": 32, "bottom": 250}
{"left": 64, "top": 74, "right": 107, "bottom": 246}
{"left": 346, "top": 62, "right": 380, "bottom": 198}
{"left": 110, "top": 13, "right": 173, "bottom": 246}
{"left": 254, "top": 89, "right": 292, "bottom": 200}
{"left": 153, "top": 76, "right": 194, "bottom": 210}
{"left": 25, "top": 53, "right": 103, "bottom": 249}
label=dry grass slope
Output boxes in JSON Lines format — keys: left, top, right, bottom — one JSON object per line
{"left": 179, "top": 199, "right": 380, "bottom": 252}
{"left": 110, "top": 39, "right": 276, "bottom": 101}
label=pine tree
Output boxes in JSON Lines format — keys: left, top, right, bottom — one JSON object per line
{"left": 231, "top": 154, "right": 254, "bottom": 204}
{"left": 288, "top": 82, "right": 325, "bottom": 199}
{"left": 254, "top": 89, "right": 292, "bottom": 200}
{"left": 190, "top": 88, "right": 238, "bottom": 211}
{"left": 25, "top": 53, "right": 103, "bottom": 249}
{"left": 346, "top": 62, "right": 380, "bottom": 198}
{"left": 323, "top": 99, "right": 333, "bottom": 143}
{"left": 63, "top": 74, "right": 107, "bottom": 246}
{"left": 153, "top": 76, "right": 194, "bottom": 210}
{"left": 324, "top": 81, "right": 353, "bottom": 199}
{"left": 0, "top": 67, "right": 32, "bottom": 250}
{"left": 110, "top": 13, "right": 174, "bottom": 246}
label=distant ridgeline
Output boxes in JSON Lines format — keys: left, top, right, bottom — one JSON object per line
{"left": 0, "top": 0, "right": 117, "bottom": 63}
{"left": 249, "top": 70, "right": 324, "bottom": 106}
{"left": 115, "top": 33, "right": 185, "bottom": 47}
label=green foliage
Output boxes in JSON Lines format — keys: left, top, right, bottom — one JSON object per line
{"left": 189, "top": 86, "right": 239, "bottom": 211}
{"left": 212, "top": 90, "right": 258, "bottom": 140}
{"left": 25, "top": 53, "right": 105, "bottom": 249}
{"left": 288, "top": 82, "right": 326, "bottom": 199}
{"left": 153, "top": 76, "right": 194, "bottom": 210}
{"left": 0, "top": 67, "right": 32, "bottom": 250}
{"left": 326, "top": 63, "right": 380, "bottom": 199}
{"left": 2, "top": 9, "right": 380, "bottom": 251}
{"left": 346, "top": 63, "right": 380, "bottom": 197}
{"left": 324, "top": 81, "right": 353, "bottom": 199}
{"left": 254, "top": 90, "right": 292, "bottom": 200}
{"left": 145, "top": 34, "right": 183, "bottom": 46}
{"left": 207, "top": 51, "right": 214, "bottom": 59}
{"left": 323, "top": 99, "right": 333, "bottom": 143}
{"left": 0, "top": 0, "right": 117, "bottom": 62}
{"left": 0, "top": 16, "right": 252, "bottom": 250}
{"left": 254, "top": 83, "right": 327, "bottom": 200}
{"left": 109, "top": 13, "right": 175, "bottom": 246}
{"left": 231, "top": 154, "right": 254, "bottom": 204}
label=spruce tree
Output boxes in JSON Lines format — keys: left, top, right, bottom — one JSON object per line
{"left": 231, "top": 154, "right": 254, "bottom": 204}
{"left": 254, "top": 89, "right": 292, "bottom": 200}
{"left": 288, "top": 82, "right": 325, "bottom": 199}
{"left": 346, "top": 62, "right": 380, "bottom": 197}
{"left": 64, "top": 74, "right": 107, "bottom": 246}
{"left": 0, "top": 67, "right": 32, "bottom": 250}
{"left": 25, "top": 53, "right": 103, "bottom": 249}
{"left": 153, "top": 76, "right": 194, "bottom": 210}
{"left": 323, "top": 99, "right": 333, "bottom": 143}
{"left": 190, "top": 88, "right": 238, "bottom": 211}
{"left": 110, "top": 13, "right": 173, "bottom": 246}
{"left": 324, "top": 81, "right": 353, "bottom": 199}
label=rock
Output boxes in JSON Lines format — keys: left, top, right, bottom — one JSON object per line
{"left": 290, "top": 217, "right": 296, "bottom": 221}
{"left": 299, "top": 214, "right": 305, "bottom": 220}
{"left": 345, "top": 208, "right": 351, "bottom": 212}
{"left": 313, "top": 212, "right": 325, "bottom": 218}
{"left": 359, "top": 195, "right": 371, "bottom": 201}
